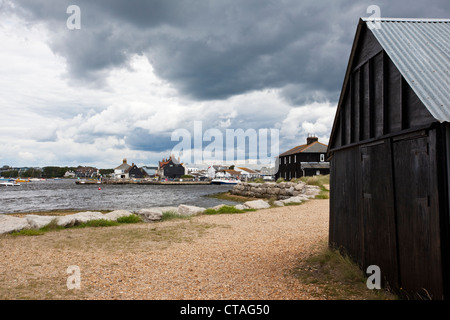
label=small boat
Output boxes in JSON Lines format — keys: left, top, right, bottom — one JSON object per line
{"left": 211, "top": 178, "right": 241, "bottom": 185}
{"left": 0, "top": 182, "right": 20, "bottom": 186}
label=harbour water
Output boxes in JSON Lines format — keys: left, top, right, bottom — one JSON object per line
{"left": 0, "top": 179, "right": 239, "bottom": 214}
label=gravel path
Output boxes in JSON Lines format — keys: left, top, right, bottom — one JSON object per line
{"left": 0, "top": 199, "right": 329, "bottom": 300}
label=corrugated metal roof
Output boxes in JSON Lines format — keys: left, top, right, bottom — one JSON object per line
{"left": 363, "top": 18, "right": 450, "bottom": 122}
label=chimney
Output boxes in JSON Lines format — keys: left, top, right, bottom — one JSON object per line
{"left": 307, "top": 135, "right": 318, "bottom": 145}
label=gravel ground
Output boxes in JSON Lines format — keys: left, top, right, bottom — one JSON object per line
{"left": 0, "top": 199, "right": 329, "bottom": 300}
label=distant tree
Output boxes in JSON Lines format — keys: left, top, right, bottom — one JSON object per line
{"left": 99, "top": 169, "right": 114, "bottom": 175}
{"left": 22, "top": 168, "right": 42, "bottom": 178}
{"left": 3, "top": 170, "right": 18, "bottom": 178}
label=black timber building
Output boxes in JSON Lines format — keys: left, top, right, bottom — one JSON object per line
{"left": 327, "top": 18, "right": 450, "bottom": 299}
{"left": 275, "top": 136, "right": 329, "bottom": 180}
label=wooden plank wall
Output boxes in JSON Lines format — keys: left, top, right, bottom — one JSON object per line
{"left": 329, "top": 129, "right": 447, "bottom": 299}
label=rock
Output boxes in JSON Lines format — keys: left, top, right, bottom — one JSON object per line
{"left": 177, "top": 204, "right": 205, "bottom": 216}
{"left": 281, "top": 196, "right": 303, "bottom": 205}
{"left": 135, "top": 208, "right": 163, "bottom": 222}
{"left": 25, "top": 215, "right": 56, "bottom": 229}
{"left": 0, "top": 215, "right": 30, "bottom": 235}
{"left": 294, "top": 182, "right": 306, "bottom": 191}
{"left": 273, "top": 201, "right": 285, "bottom": 207}
{"left": 234, "top": 204, "right": 247, "bottom": 210}
{"left": 305, "top": 185, "right": 321, "bottom": 197}
{"left": 56, "top": 211, "right": 104, "bottom": 227}
{"left": 287, "top": 187, "right": 295, "bottom": 196}
{"left": 103, "top": 210, "right": 134, "bottom": 221}
{"left": 243, "top": 199, "right": 270, "bottom": 209}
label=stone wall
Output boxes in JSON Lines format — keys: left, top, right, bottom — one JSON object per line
{"left": 230, "top": 181, "right": 320, "bottom": 200}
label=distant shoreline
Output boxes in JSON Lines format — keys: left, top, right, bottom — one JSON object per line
{"left": 75, "top": 180, "right": 211, "bottom": 185}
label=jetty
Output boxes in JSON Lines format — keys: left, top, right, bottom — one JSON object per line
{"left": 75, "top": 179, "right": 211, "bottom": 185}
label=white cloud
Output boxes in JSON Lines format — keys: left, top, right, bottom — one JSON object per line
{"left": 280, "top": 101, "right": 337, "bottom": 146}
{"left": 0, "top": 10, "right": 337, "bottom": 168}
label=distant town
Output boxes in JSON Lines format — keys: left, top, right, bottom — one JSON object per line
{"left": 0, "top": 136, "right": 330, "bottom": 183}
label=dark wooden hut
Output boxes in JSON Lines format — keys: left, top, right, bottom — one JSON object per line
{"left": 275, "top": 136, "right": 329, "bottom": 180}
{"left": 159, "top": 156, "right": 185, "bottom": 179}
{"left": 327, "top": 18, "right": 450, "bottom": 299}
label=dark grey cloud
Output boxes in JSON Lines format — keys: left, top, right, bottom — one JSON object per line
{"left": 125, "top": 129, "right": 176, "bottom": 153}
{"left": 10, "top": 0, "right": 450, "bottom": 104}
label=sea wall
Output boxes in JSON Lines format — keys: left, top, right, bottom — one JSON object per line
{"left": 230, "top": 181, "right": 320, "bottom": 200}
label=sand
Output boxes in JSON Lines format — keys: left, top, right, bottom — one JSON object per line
{"left": 0, "top": 199, "right": 329, "bottom": 300}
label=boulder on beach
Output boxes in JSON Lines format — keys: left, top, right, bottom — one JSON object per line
{"left": 243, "top": 199, "right": 270, "bottom": 210}
{"left": 234, "top": 204, "right": 247, "bottom": 210}
{"left": 177, "top": 204, "right": 206, "bottom": 216}
{"left": 25, "top": 215, "right": 57, "bottom": 229}
{"left": 135, "top": 208, "right": 163, "bottom": 222}
{"left": 280, "top": 196, "right": 304, "bottom": 205}
{"left": 56, "top": 211, "right": 105, "bottom": 227}
{"left": 273, "top": 201, "right": 285, "bottom": 207}
{"left": 0, "top": 215, "right": 30, "bottom": 235}
{"left": 103, "top": 210, "right": 134, "bottom": 221}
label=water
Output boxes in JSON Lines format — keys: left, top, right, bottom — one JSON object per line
{"left": 0, "top": 179, "right": 239, "bottom": 214}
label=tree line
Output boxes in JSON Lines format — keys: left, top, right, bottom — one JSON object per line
{"left": 1, "top": 167, "right": 114, "bottom": 178}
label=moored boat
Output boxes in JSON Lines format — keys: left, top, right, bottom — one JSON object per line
{"left": 0, "top": 182, "right": 20, "bottom": 186}
{"left": 211, "top": 178, "right": 241, "bottom": 185}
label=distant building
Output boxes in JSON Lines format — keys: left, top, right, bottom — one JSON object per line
{"left": 158, "top": 156, "right": 186, "bottom": 179}
{"left": 114, "top": 159, "right": 132, "bottom": 179}
{"left": 260, "top": 167, "right": 276, "bottom": 180}
{"left": 64, "top": 170, "right": 76, "bottom": 178}
{"left": 237, "top": 167, "right": 261, "bottom": 180}
{"left": 127, "top": 163, "right": 146, "bottom": 179}
{"left": 75, "top": 166, "right": 98, "bottom": 178}
{"left": 275, "top": 136, "right": 329, "bottom": 180}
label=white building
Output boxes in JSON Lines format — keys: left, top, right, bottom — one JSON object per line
{"left": 114, "top": 158, "right": 131, "bottom": 179}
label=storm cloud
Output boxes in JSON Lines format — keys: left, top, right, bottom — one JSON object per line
{"left": 1, "top": 0, "right": 449, "bottom": 167}
{"left": 11, "top": 0, "right": 449, "bottom": 104}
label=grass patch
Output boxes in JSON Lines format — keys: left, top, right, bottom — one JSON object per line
{"left": 283, "top": 202, "right": 303, "bottom": 206}
{"left": 203, "top": 205, "right": 256, "bottom": 215}
{"left": 117, "top": 214, "right": 142, "bottom": 224}
{"left": 10, "top": 229, "right": 45, "bottom": 237}
{"left": 300, "top": 174, "right": 330, "bottom": 187}
{"left": 292, "top": 241, "right": 397, "bottom": 300}
{"left": 74, "top": 219, "right": 120, "bottom": 228}
{"left": 161, "top": 210, "right": 191, "bottom": 221}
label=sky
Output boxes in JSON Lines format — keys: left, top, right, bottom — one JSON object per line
{"left": 1, "top": 0, "right": 449, "bottom": 169}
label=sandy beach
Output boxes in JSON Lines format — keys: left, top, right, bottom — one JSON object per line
{"left": 0, "top": 199, "right": 329, "bottom": 300}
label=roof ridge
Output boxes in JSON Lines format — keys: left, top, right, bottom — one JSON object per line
{"left": 361, "top": 17, "right": 450, "bottom": 23}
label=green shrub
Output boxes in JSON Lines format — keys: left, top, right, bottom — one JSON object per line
{"left": 276, "top": 178, "right": 285, "bottom": 183}
{"left": 204, "top": 205, "right": 256, "bottom": 215}
{"left": 76, "top": 219, "right": 120, "bottom": 228}
{"left": 161, "top": 210, "right": 191, "bottom": 221}
{"left": 117, "top": 214, "right": 142, "bottom": 224}
{"left": 11, "top": 229, "right": 45, "bottom": 237}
